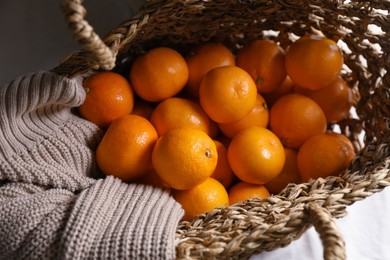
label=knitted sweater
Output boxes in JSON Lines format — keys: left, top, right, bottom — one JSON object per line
{"left": 0, "top": 71, "right": 184, "bottom": 259}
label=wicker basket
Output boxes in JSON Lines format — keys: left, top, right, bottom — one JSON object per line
{"left": 53, "top": 0, "right": 390, "bottom": 259}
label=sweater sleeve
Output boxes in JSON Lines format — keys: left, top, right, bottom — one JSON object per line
{"left": 0, "top": 71, "right": 184, "bottom": 259}
{"left": 0, "top": 178, "right": 183, "bottom": 260}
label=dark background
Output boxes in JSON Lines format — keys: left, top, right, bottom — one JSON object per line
{"left": 0, "top": 0, "right": 143, "bottom": 85}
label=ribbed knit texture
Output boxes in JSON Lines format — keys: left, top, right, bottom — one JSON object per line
{"left": 0, "top": 71, "right": 184, "bottom": 259}
{"left": 0, "top": 72, "right": 102, "bottom": 191}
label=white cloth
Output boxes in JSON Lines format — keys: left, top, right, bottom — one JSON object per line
{"left": 252, "top": 188, "right": 390, "bottom": 260}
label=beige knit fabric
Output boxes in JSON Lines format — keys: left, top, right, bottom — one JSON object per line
{"left": 0, "top": 71, "right": 184, "bottom": 259}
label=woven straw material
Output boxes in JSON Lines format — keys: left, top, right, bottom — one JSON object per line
{"left": 54, "top": 0, "right": 390, "bottom": 259}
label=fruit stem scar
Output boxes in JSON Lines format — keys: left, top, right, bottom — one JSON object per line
{"left": 84, "top": 87, "right": 90, "bottom": 94}
{"left": 256, "top": 77, "right": 264, "bottom": 85}
{"left": 205, "top": 149, "right": 211, "bottom": 158}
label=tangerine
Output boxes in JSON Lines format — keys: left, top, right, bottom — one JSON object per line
{"left": 210, "top": 140, "right": 235, "bottom": 189}
{"left": 96, "top": 115, "right": 158, "bottom": 182}
{"left": 228, "top": 127, "right": 285, "bottom": 184}
{"left": 218, "top": 93, "right": 269, "bottom": 139}
{"left": 185, "top": 42, "right": 235, "bottom": 97}
{"left": 150, "top": 97, "right": 211, "bottom": 137}
{"left": 236, "top": 39, "right": 286, "bottom": 93}
{"left": 269, "top": 93, "right": 327, "bottom": 149}
{"left": 264, "top": 147, "right": 302, "bottom": 194}
{"left": 263, "top": 76, "right": 295, "bottom": 108}
{"left": 297, "top": 132, "right": 356, "bottom": 182}
{"left": 131, "top": 99, "right": 154, "bottom": 120}
{"left": 199, "top": 66, "right": 257, "bottom": 124}
{"left": 129, "top": 47, "right": 189, "bottom": 102}
{"left": 208, "top": 120, "right": 220, "bottom": 139}
{"left": 285, "top": 35, "right": 344, "bottom": 90}
{"left": 294, "top": 76, "right": 354, "bottom": 123}
{"left": 228, "top": 181, "right": 270, "bottom": 205}
{"left": 78, "top": 71, "right": 134, "bottom": 129}
{"left": 134, "top": 169, "right": 170, "bottom": 189}
{"left": 152, "top": 128, "right": 218, "bottom": 190}
{"left": 172, "top": 177, "right": 229, "bottom": 221}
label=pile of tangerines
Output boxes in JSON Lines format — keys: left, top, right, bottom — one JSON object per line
{"left": 78, "top": 35, "right": 356, "bottom": 221}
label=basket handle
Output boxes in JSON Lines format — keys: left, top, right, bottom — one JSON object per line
{"left": 61, "top": 0, "right": 116, "bottom": 71}
{"left": 306, "top": 202, "right": 346, "bottom": 260}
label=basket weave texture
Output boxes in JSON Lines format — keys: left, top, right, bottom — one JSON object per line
{"left": 54, "top": 0, "right": 390, "bottom": 259}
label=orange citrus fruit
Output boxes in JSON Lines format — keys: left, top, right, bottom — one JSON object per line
{"left": 185, "top": 42, "right": 235, "bottom": 97}
{"left": 96, "top": 115, "right": 158, "bottom": 182}
{"left": 150, "top": 97, "right": 211, "bottom": 137}
{"left": 228, "top": 127, "right": 285, "bottom": 184}
{"left": 264, "top": 147, "right": 302, "bottom": 195}
{"left": 208, "top": 119, "right": 220, "bottom": 139}
{"left": 199, "top": 66, "right": 257, "bottom": 123}
{"left": 297, "top": 132, "right": 356, "bottom": 182}
{"left": 285, "top": 35, "right": 344, "bottom": 90}
{"left": 210, "top": 140, "right": 235, "bottom": 189}
{"left": 134, "top": 169, "right": 170, "bottom": 189}
{"left": 294, "top": 76, "right": 354, "bottom": 123}
{"left": 269, "top": 93, "right": 327, "bottom": 149}
{"left": 217, "top": 134, "right": 232, "bottom": 148}
{"left": 236, "top": 39, "right": 286, "bottom": 93}
{"left": 129, "top": 47, "right": 189, "bottom": 102}
{"left": 78, "top": 71, "right": 134, "bottom": 129}
{"left": 131, "top": 99, "right": 154, "bottom": 120}
{"left": 228, "top": 181, "right": 270, "bottom": 205}
{"left": 152, "top": 128, "right": 218, "bottom": 190}
{"left": 172, "top": 177, "right": 229, "bottom": 221}
{"left": 218, "top": 93, "right": 269, "bottom": 139}
{"left": 263, "top": 75, "right": 295, "bottom": 108}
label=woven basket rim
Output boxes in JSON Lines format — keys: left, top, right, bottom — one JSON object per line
{"left": 53, "top": 0, "right": 390, "bottom": 258}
